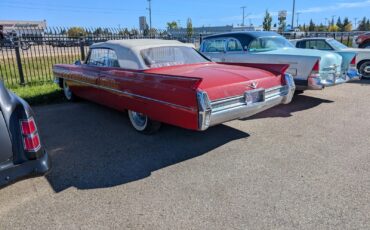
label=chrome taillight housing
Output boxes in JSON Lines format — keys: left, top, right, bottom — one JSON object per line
{"left": 197, "top": 91, "right": 212, "bottom": 131}
{"left": 20, "top": 117, "right": 41, "bottom": 152}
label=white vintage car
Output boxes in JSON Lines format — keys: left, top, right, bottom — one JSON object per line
{"left": 200, "top": 31, "right": 355, "bottom": 91}
{"left": 291, "top": 38, "right": 369, "bottom": 79}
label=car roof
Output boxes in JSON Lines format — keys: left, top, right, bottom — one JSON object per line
{"left": 294, "top": 37, "right": 331, "bottom": 41}
{"left": 91, "top": 39, "right": 193, "bottom": 51}
{"left": 204, "top": 31, "right": 281, "bottom": 40}
{"left": 89, "top": 39, "right": 195, "bottom": 71}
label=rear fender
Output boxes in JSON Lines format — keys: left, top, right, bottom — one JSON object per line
{"left": 219, "top": 62, "right": 290, "bottom": 76}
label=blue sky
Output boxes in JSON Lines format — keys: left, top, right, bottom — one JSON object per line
{"left": 1, "top": 0, "right": 369, "bottom": 29}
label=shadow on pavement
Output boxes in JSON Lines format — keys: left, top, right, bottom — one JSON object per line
{"left": 244, "top": 94, "right": 334, "bottom": 120}
{"left": 346, "top": 79, "right": 370, "bottom": 85}
{"left": 35, "top": 102, "right": 249, "bottom": 192}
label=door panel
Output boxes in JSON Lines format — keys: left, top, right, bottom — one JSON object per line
{"left": 0, "top": 111, "right": 12, "bottom": 163}
{"left": 67, "top": 65, "right": 101, "bottom": 102}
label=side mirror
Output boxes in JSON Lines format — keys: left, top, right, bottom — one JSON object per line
{"left": 74, "top": 60, "right": 82, "bottom": 65}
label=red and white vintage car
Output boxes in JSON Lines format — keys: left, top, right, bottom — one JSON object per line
{"left": 53, "top": 39, "right": 295, "bottom": 133}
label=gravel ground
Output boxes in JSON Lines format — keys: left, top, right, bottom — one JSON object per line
{"left": 0, "top": 80, "right": 369, "bottom": 230}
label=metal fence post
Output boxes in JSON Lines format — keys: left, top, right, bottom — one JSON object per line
{"left": 79, "top": 36, "right": 85, "bottom": 61}
{"left": 14, "top": 37, "right": 25, "bottom": 85}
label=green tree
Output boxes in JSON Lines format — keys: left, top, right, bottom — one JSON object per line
{"left": 317, "top": 23, "right": 326, "bottom": 32}
{"left": 166, "top": 21, "right": 178, "bottom": 29}
{"left": 278, "top": 15, "right": 286, "bottom": 33}
{"left": 336, "top": 17, "right": 343, "bottom": 31}
{"left": 186, "top": 18, "right": 193, "bottom": 40}
{"left": 343, "top": 17, "right": 352, "bottom": 32}
{"left": 328, "top": 24, "right": 339, "bottom": 32}
{"left": 67, "top": 27, "right": 86, "bottom": 38}
{"left": 93, "top": 27, "right": 103, "bottom": 35}
{"left": 262, "top": 10, "right": 273, "bottom": 31}
{"left": 358, "top": 17, "right": 367, "bottom": 30}
{"left": 308, "top": 19, "right": 316, "bottom": 32}
{"left": 118, "top": 28, "right": 130, "bottom": 36}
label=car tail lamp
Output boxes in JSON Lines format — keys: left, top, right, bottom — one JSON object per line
{"left": 20, "top": 117, "right": 41, "bottom": 152}
{"left": 350, "top": 56, "right": 356, "bottom": 67}
{"left": 309, "top": 60, "right": 320, "bottom": 79}
{"left": 197, "top": 91, "right": 212, "bottom": 131}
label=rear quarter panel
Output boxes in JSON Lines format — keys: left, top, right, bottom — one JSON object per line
{"left": 90, "top": 67, "right": 202, "bottom": 130}
{"left": 0, "top": 111, "right": 12, "bottom": 163}
{"left": 220, "top": 52, "right": 319, "bottom": 81}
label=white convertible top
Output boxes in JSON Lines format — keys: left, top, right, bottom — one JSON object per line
{"left": 90, "top": 39, "right": 195, "bottom": 70}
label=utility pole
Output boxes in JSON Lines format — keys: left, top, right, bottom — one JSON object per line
{"left": 147, "top": 0, "right": 152, "bottom": 30}
{"left": 241, "top": 6, "right": 246, "bottom": 26}
{"left": 296, "top": 12, "right": 301, "bottom": 28}
{"left": 354, "top": 17, "right": 358, "bottom": 29}
{"left": 291, "top": 0, "right": 296, "bottom": 28}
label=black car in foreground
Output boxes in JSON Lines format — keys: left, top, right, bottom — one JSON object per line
{"left": 0, "top": 80, "right": 50, "bottom": 188}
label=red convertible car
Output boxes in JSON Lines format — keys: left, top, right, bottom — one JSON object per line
{"left": 53, "top": 39, "right": 295, "bottom": 133}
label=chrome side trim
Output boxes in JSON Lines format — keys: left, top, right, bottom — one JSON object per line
{"left": 62, "top": 78, "right": 197, "bottom": 112}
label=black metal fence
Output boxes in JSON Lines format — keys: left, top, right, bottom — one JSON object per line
{"left": 0, "top": 26, "right": 368, "bottom": 87}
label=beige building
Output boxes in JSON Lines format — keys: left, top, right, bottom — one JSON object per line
{"left": 0, "top": 20, "right": 47, "bottom": 36}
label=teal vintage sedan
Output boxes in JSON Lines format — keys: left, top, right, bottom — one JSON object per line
{"left": 200, "top": 32, "right": 352, "bottom": 91}
{"left": 291, "top": 38, "right": 368, "bottom": 79}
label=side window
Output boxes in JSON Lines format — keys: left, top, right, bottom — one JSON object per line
{"left": 297, "top": 41, "right": 306, "bottom": 48}
{"left": 227, "top": 39, "right": 243, "bottom": 52}
{"left": 306, "top": 40, "right": 333, "bottom": 50}
{"left": 202, "top": 39, "right": 226, "bottom": 52}
{"left": 86, "top": 48, "right": 120, "bottom": 67}
{"left": 248, "top": 39, "right": 261, "bottom": 52}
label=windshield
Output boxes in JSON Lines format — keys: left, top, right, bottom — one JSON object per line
{"left": 141, "top": 46, "right": 209, "bottom": 68}
{"left": 327, "top": 39, "right": 348, "bottom": 49}
{"left": 248, "top": 36, "right": 294, "bottom": 52}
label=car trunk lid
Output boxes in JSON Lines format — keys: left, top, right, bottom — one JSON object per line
{"left": 145, "top": 63, "right": 285, "bottom": 101}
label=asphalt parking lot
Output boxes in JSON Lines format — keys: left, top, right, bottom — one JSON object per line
{"left": 1, "top": 80, "right": 370, "bottom": 229}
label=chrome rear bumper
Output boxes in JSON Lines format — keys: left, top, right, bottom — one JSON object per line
{"left": 198, "top": 74, "right": 295, "bottom": 130}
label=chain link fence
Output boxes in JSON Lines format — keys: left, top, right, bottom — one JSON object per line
{"left": 0, "top": 26, "right": 367, "bottom": 87}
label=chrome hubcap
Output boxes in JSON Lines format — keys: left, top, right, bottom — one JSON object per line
{"left": 129, "top": 111, "right": 148, "bottom": 131}
{"left": 364, "top": 66, "right": 370, "bottom": 74}
{"left": 63, "top": 81, "right": 72, "bottom": 100}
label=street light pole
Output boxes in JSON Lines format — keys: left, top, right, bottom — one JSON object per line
{"left": 147, "top": 0, "right": 152, "bottom": 30}
{"left": 291, "top": 0, "right": 296, "bottom": 28}
{"left": 241, "top": 6, "right": 246, "bottom": 26}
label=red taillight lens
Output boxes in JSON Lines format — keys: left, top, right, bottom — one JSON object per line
{"left": 20, "top": 117, "right": 41, "bottom": 152}
{"left": 21, "top": 119, "right": 36, "bottom": 135}
{"left": 23, "top": 135, "right": 41, "bottom": 152}
{"left": 312, "top": 60, "right": 320, "bottom": 72}
{"left": 350, "top": 56, "right": 356, "bottom": 65}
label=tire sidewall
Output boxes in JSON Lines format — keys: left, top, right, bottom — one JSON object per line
{"left": 63, "top": 80, "right": 74, "bottom": 101}
{"left": 359, "top": 61, "right": 370, "bottom": 78}
{"left": 128, "top": 110, "right": 148, "bottom": 132}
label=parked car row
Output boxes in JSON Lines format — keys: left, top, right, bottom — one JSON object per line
{"left": 1, "top": 31, "right": 368, "bottom": 188}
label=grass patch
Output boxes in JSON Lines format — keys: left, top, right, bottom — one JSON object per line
{"left": 9, "top": 82, "right": 65, "bottom": 105}
{"left": 0, "top": 50, "right": 82, "bottom": 86}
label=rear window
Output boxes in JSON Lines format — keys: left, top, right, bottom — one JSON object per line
{"left": 140, "top": 46, "right": 209, "bottom": 68}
